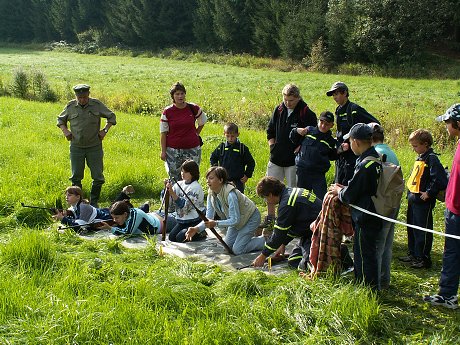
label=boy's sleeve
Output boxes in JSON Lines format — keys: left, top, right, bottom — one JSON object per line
{"left": 262, "top": 200, "right": 295, "bottom": 257}
{"left": 426, "top": 155, "right": 449, "bottom": 197}
{"left": 266, "top": 106, "right": 278, "bottom": 141}
{"left": 289, "top": 127, "right": 303, "bottom": 145}
{"left": 243, "top": 144, "right": 255, "bottom": 178}
{"left": 355, "top": 104, "right": 380, "bottom": 125}
{"left": 339, "top": 160, "right": 379, "bottom": 205}
{"left": 328, "top": 137, "right": 339, "bottom": 161}
{"left": 210, "top": 144, "right": 221, "bottom": 166}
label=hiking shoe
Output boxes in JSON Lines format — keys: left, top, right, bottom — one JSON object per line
{"left": 410, "top": 258, "right": 432, "bottom": 269}
{"left": 423, "top": 294, "right": 458, "bottom": 309}
{"left": 262, "top": 228, "right": 273, "bottom": 240}
{"left": 122, "top": 185, "right": 135, "bottom": 194}
{"left": 398, "top": 254, "right": 415, "bottom": 263}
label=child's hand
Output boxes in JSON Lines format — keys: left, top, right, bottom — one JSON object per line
{"left": 240, "top": 175, "right": 248, "bottom": 184}
{"left": 294, "top": 145, "right": 301, "bottom": 154}
{"left": 420, "top": 191, "right": 430, "bottom": 201}
{"left": 252, "top": 253, "right": 267, "bottom": 267}
{"left": 97, "top": 222, "right": 112, "bottom": 231}
{"left": 185, "top": 226, "right": 198, "bottom": 241}
{"left": 297, "top": 127, "right": 309, "bottom": 136}
{"left": 52, "top": 211, "right": 64, "bottom": 221}
{"left": 204, "top": 220, "right": 217, "bottom": 228}
{"left": 328, "top": 183, "right": 342, "bottom": 195}
{"left": 340, "top": 142, "right": 350, "bottom": 152}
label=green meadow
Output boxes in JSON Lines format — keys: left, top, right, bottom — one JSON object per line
{"left": 0, "top": 48, "right": 459, "bottom": 344}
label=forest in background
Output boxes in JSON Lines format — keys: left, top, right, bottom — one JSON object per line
{"left": 0, "top": 0, "right": 459, "bottom": 70}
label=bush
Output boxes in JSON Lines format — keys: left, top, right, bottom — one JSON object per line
{"left": 10, "top": 68, "right": 29, "bottom": 99}
{"left": 31, "top": 70, "right": 58, "bottom": 102}
{"left": 9, "top": 68, "right": 57, "bottom": 102}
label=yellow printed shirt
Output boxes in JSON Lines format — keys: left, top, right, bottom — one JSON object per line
{"left": 406, "top": 148, "right": 448, "bottom": 203}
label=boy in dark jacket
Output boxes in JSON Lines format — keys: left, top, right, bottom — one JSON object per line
{"left": 326, "top": 81, "right": 379, "bottom": 186}
{"left": 290, "top": 110, "right": 338, "bottom": 200}
{"left": 401, "top": 129, "right": 448, "bottom": 269}
{"left": 330, "top": 123, "right": 383, "bottom": 290}
{"left": 252, "top": 177, "right": 322, "bottom": 270}
{"left": 210, "top": 123, "right": 255, "bottom": 193}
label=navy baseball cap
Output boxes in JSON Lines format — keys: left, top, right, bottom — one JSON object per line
{"left": 435, "top": 104, "right": 460, "bottom": 122}
{"left": 73, "top": 84, "right": 90, "bottom": 94}
{"left": 319, "top": 111, "right": 334, "bottom": 123}
{"left": 343, "top": 123, "right": 373, "bottom": 140}
{"left": 326, "top": 81, "right": 348, "bottom": 96}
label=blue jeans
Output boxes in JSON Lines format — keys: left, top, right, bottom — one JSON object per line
{"left": 439, "top": 209, "right": 460, "bottom": 297}
{"left": 224, "top": 208, "right": 264, "bottom": 255}
{"left": 169, "top": 218, "right": 202, "bottom": 242}
{"left": 376, "top": 207, "right": 399, "bottom": 289}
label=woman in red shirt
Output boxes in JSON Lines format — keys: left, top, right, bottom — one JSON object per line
{"left": 160, "top": 82, "right": 207, "bottom": 181}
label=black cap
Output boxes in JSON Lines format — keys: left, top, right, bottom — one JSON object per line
{"left": 343, "top": 123, "right": 373, "bottom": 140}
{"left": 73, "top": 84, "right": 90, "bottom": 95}
{"left": 326, "top": 81, "right": 348, "bottom": 96}
{"left": 319, "top": 111, "right": 334, "bottom": 123}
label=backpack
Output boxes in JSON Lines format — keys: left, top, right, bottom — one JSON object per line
{"left": 362, "top": 155, "right": 405, "bottom": 218}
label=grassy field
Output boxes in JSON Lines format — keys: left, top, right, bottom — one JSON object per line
{"left": 0, "top": 48, "right": 460, "bottom": 344}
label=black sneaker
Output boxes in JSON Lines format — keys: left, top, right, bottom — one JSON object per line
{"left": 423, "top": 294, "right": 458, "bottom": 309}
{"left": 398, "top": 254, "right": 415, "bottom": 263}
{"left": 410, "top": 258, "right": 432, "bottom": 269}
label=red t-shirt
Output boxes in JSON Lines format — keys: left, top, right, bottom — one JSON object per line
{"left": 161, "top": 104, "right": 201, "bottom": 149}
{"left": 446, "top": 140, "right": 460, "bottom": 215}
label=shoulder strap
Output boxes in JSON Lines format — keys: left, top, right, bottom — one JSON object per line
{"left": 187, "top": 102, "right": 197, "bottom": 116}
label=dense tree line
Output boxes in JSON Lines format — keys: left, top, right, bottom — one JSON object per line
{"left": 0, "top": 0, "right": 458, "bottom": 65}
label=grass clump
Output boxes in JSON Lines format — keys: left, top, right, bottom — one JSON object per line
{"left": 0, "top": 229, "right": 56, "bottom": 272}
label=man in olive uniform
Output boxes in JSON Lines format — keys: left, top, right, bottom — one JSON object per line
{"left": 57, "top": 84, "right": 117, "bottom": 207}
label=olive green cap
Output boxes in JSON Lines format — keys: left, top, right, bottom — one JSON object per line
{"left": 73, "top": 84, "right": 90, "bottom": 94}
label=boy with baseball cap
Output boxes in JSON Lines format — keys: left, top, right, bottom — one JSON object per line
{"left": 329, "top": 123, "right": 384, "bottom": 290}
{"left": 326, "top": 81, "right": 379, "bottom": 186}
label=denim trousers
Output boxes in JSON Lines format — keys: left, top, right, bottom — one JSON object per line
{"left": 439, "top": 209, "right": 460, "bottom": 297}
{"left": 224, "top": 208, "right": 264, "bottom": 255}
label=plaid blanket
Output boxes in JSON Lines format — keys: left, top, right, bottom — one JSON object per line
{"left": 309, "top": 192, "right": 353, "bottom": 275}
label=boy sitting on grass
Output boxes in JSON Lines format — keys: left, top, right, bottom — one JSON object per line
{"left": 329, "top": 123, "right": 383, "bottom": 290}
{"left": 210, "top": 122, "right": 255, "bottom": 193}
{"left": 424, "top": 104, "right": 460, "bottom": 310}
